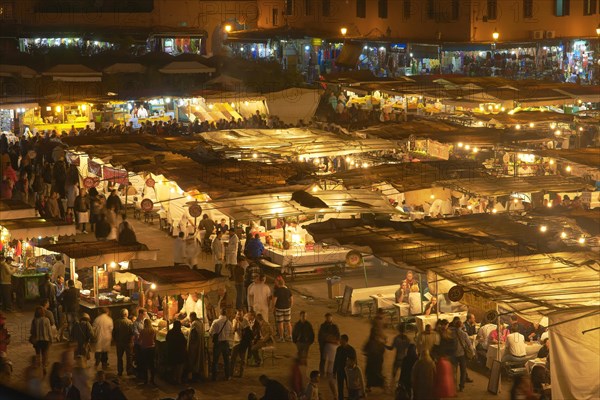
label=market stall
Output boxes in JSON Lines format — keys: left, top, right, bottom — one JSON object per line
{"left": 35, "top": 240, "right": 158, "bottom": 318}
{"left": 0, "top": 217, "right": 76, "bottom": 304}
{"left": 121, "top": 266, "right": 228, "bottom": 378}
{"left": 22, "top": 102, "right": 94, "bottom": 134}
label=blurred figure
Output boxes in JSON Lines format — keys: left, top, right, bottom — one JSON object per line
{"left": 72, "top": 313, "right": 94, "bottom": 361}
{"left": 25, "top": 355, "right": 43, "bottom": 398}
{"left": 72, "top": 356, "right": 91, "bottom": 400}
{"left": 411, "top": 351, "right": 436, "bottom": 400}
{"left": 166, "top": 320, "right": 187, "bottom": 385}
{"left": 510, "top": 373, "right": 537, "bottom": 400}
{"left": 93, "top": 308, "right": 113, "bottom": 369}
{"left": 397, "top": 344, "right": 418, "bottom": 400}
{"left": 30, "top": 305, "right": 53, "bottom": 374}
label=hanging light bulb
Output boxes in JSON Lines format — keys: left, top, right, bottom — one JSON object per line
{"left": 540, "top": 225, "right": 547, "bottom": 233}
{"left": 560, "top": 232, "right": 567, "bottom": 239}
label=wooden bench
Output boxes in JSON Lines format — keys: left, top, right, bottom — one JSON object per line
{"left": 350, "top": 285, "right": 399, "bottom": 316}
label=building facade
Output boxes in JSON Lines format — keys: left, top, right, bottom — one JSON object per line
{"left": 0, "top": 0, "right": 260, "bottom": 55}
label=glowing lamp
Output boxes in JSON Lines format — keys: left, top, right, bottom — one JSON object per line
{"left": 224, "top": 24, "right": 232, "bottom": 32}
{"left": 540, "top": 225, "right": 547, "bottom": 233}
{"left": 560, "top": 232, "right": 567, "bottom": 239}
{"left": 150, "top": 283, "right": 157, "bottom": 290}
{"left": 340, "top": 27, "right": 348, "bottom": 36}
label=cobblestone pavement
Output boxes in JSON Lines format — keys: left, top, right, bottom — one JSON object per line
{"left": 1, "top": 216, "right": 511, "bottom": 399}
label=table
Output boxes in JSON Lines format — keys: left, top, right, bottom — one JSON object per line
{"left": 415, "top": 312, "right": 468, "bottom": 333}
{"left": 370, "top": 294, "right": 396, "bottom": 310}
{"left": 486, "top": 342, "right": 542, "bottom": 369}
{"left": 265, "top": 246, "right": 349, "bottom": 275}
{"left": 80, "top": 300, "right": 137, "bottom": 320}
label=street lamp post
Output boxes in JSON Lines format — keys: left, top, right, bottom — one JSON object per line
{"left": 491, "top": 29, "right": 499, "bottom": 76}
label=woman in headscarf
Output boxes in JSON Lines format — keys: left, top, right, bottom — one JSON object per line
{"left": 186, "top": 311, "right": 206, "bottom": 382}
{"left": 411, "top": 350, "right": 437, "bottom": 400}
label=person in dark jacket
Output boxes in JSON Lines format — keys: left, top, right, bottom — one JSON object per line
{"left": 398, "top": 344, "right": 418, "bottom": 399}
{"left": 74, "top": 188, "right": 90, "bottom": 233}
{"left": 94, "top": 213, "right": 111, "bottom": 241}
{"left": 106, "top": 190, "right": 122, "bottom": 215}
{"left": 292, "top": 311, "right": 315, "bottom": 361}
{"left": 112, "top": 309, "right": 134, "bottom": 377}
{"left": 59, "top": 280, "right": 80, "bottom": 340}
{"left": 333, "top": 334, "right": 356, "bottom": 400}
{"left": 71, "top": 313, "right": 94, "bottom": 360}
{"left": 257, "top": 374, "right": 290, "bottom": 400}
{"left": 166, "top": 320, "right": 187, "bottom": 385}
{"left": 317, "top": 313, "right": 340, "bottom": 375}
{"left": 91, "top": 370, "right": 111, "bottom": 400}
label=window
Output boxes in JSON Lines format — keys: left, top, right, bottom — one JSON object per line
{"left": 272, "top": 8, "right": 279, "bottom": 26}
{"left": 583, "top": 0, "right": 596, "bottom": 15}
{"left": 523, "top": 0, "right": 533, "bottom": 18}
{"left": 285, "top": 0, "right": 293, "bottom": 16}
{"left": 322, "top": 0, "right": 330, "bottom": 17}
{"left": 451, "top": 0, "right": 460, "bottom": 19}
{"left": 403, "top": 0, "right": 411, "bottom": 18}
{"left": 357, "top": 0, "right": 366, "bottom": 18}
{"left": 487, "top": 0, "right": 497, "bottom": 20}
{"left": 555, "top": 0, "right": 570, "bottom": 16}
{"left": 378, "top": 0, "right": 388, "bottom": 18}
{"left": 427, "top": 0, "right": 435, "bottom": 19}
{"left": 305, "top": 0, "right": 312, "bottom": 16}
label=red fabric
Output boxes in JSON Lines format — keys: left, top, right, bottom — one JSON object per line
{"left": 434, "top": 356, "right": 457, "bottom": 398}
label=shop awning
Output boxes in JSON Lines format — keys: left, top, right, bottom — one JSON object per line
{"left": 0, "top": 199, "right": 36, "bottom": 219}
{"left": 225, "top": 26, "right": 314, "bottom": 43}
{"left": 103, "top": 63, "right": 147, "bottom": 74}
{"left": 36, "top": 240, "right": 158, "bottom": 268}
{"left": 0, "top": 64, "right": 39, "bottom": 78}
{"left": 42, "top": 64, "right": 102, "bottom": 82}
{"left": 535, "top": 148, "right": 600, "bottom": 170}
{"left": 208, "top": 189, "right": 400, "bottom": 220}
{"left": 441, "top": 43, "right": 492, "bottom": 52}
{"left": 408, "top": 44, "right": 439, "bottom": 58}
{"left": 122, "top": 266, "right": 228, "bottom": 295}
{"left": 435, "top": 176, "right": 594, "bottom": 197}
{"left": 0, "top": 218, "right": 76, "bottom": 240}
{"left": 158, "top": 61, "right": 215, "bottom": 74}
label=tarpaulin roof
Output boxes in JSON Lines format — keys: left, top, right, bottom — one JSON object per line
{"left": 1, "top": 218, "right": 76, "bottom": 240}
{"left": 336, "top": 42, "right": 363, "bottom": 67}
{"left": 536, "top": 148, "right": 600, "bottom": 170}
{"left": 125, "top": 266, "right": 228, "bottom": 295}
{"left": 305, "top": 218, "right": 599, "bottom": 317}
{"left": 0, "top": 64, "right": 38, "bottom": 78}
{"left": 208, "top": 189, "right": 400, "bottom": 220}
{"left": 103, "top": 63, "right": 147, "bottom": 74}
{"left": 436, "top": 175, "right": 594, "bottom": 197}
{"left": 61, "top": 135, "right": 312, "bottom": 199}
{"left": 200, "top": 128, "right": 397, "bottom": 158}
{"left": 42, "top": 64, "right": 102, "bottom": 82}
{"left": 0, "top": 199, "right": 36, "bottom": 219}
{"left": 330, "top": 160, "right": 485, "bottom": 193}
{"left": 36, "top": 240, "right": 157, "bottom": 268}
{"left": 158, "top": 61, "right": 215, "bottom": 74}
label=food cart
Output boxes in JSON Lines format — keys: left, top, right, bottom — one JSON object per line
{"left": 0, "top": 217, "right": 76, "bottom": 305}
{"left": 121, "top": 266, "right": 228, "bottom": 378}
{"left": 35, "top": 240, "right": 158, "bottom": 319}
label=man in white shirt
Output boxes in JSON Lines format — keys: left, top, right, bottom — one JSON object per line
{"left": 477, "top": 322, "right": 497, "bottom": 350}
{"left": 247, "top": 273, "right": 271, "bottom": 322}
{"left": 137, "top": 105, "right": 149, "bottom": 119}
{"left": 502, "top": 331, "right": 527, "bottom": 364}
{"left": 226, "top": 227, "right": 239, "bottom": 278}
{"left": 177, "top": 293, "right": 196, "bottom": 320}
{"left": 173, "top": 232, "right": 186, "bottom": 265}
{"left": 209, "top": 308, "right": 233, "bottom": 381}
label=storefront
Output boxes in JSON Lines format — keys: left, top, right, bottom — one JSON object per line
{"left": 35, "top": 240, "right": 158, "bottom": 318}
{"left": 22, "top": 102, "right": 94, "bottom": 134}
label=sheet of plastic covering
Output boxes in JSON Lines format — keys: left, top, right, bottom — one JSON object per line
{"left": 266, "top": 88, "right": 322, "bottom": 125}
{"left": 549, "top": 307, "right": 600, "bottom": 400}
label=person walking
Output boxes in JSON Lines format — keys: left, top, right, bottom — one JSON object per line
{"left": 211, "top": 231, "right": 225, "bottom": 275}
{"left": 209, "top": 308, "right": 232, "bottom": 381}
{"left": 0, "top": 256, "right": 16, "bottom": 311}
{"left": 74, "top": 188, "right": 90, "bottom": 233}
{"left": 39, "top": 274, "right": 58, "bottom": 324}
{"left": 230, "top": 309, "right": 251, "bottom": 378}
{"left": 292, "top": 311, "right": 315, "bottom": 361}
{"left": 454, "top": 318, "right": 474, "bottom": 392}
{"left": 248, "top": 273, "right": 271, "bottom": 322}
{"left": 318, "top": 313, "right": 340, "bottom": 376}
{"left": 173, "top": 232, "right": 187, "bottom": 265}
{"left": 92, "top": 308, "right": 113, "bottom": 369}
{"left": 138, "top": 319, "right": 156, "bottom": 385}
{"left": 333, "top": 334, "right": 356, "bottom": 400}
{"left": 398, "top": 344, "right": 418, "bottom": 400}
{"left": 59, "top": 280, "right": 80, "bottom": 340}
{"left": 166, "top": 320, "right": 187, "bottom": 385}
{"left": 232, "top": 257, "right": 246, "bottom": 310}
{"left": 226, "top": 227, "right": 239, "bottom": 278}
{"left": 386, "top": 324, "right": 411, "bottom": 383}
{"left": 345, "top": 357, "right": 366, "bottom": 400}
{"left": 186, "top": 312, "right": 206, "bottom": 382}
{"left": 272, "top": 276, "right": 293, "bottom": 341}
{"left": 363, "top": 327, "right": 386, "bottom": 392}
{"left": 71, "top": 313, "right": 94, "bottom": 362}
{"left": 112, "top": 308, "right": 134, "bottom": 377}
{"left": 411, "top": 351, "right": 436, "bottom": 400}
{"left": 30, "top": 306, "right": 53, "bottom": 375}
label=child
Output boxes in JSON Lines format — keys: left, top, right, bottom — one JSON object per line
{"left": 345, "top": 357, "right": 366, "bottom": 400}
{"left": 304, "top": 370, "right": 321, "bottom": 400}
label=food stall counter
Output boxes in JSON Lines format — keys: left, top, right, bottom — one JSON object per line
{"left": 264, "top": 244, "right": 349, "bottom": 275}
